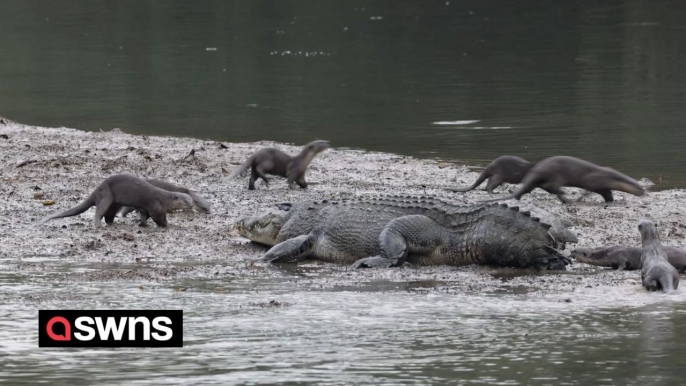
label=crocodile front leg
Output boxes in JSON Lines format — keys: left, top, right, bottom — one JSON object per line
{"left": 262, "top": 234, "right": 315, "bottom": 263}
{"left": 352, "top": 215, "right": 441, "bottom": 269}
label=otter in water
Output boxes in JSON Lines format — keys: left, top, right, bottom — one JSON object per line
{"left": 228, "top": 140, "right": 330, "bottom": 190}
{"left": 38, "top": 174, "right": 193, "bottom": 228}
{"left": 481, "top": 156, "right": 645, "bottom": 203}
{"left": 119, "top": 179, "right": 210, "bottom": 220}
{"left": 446, "top": 155, "right": 533, "bottom": 193}
{"left": 638, "top": 221, "right": 679, "bottom": 293}
{"left": 571, "top": 245, "right": 686, "bottom": 272}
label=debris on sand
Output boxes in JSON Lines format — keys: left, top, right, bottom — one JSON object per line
{"left": 1, "top": 120, "right": 684, "bottom": 295}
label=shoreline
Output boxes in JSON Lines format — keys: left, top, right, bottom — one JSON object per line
{"left": 1, "top": 120, "right": 685, "bottom": 295}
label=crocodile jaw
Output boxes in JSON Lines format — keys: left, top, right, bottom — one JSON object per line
{"left": 234, "top": 208, "right": 286, "bottom": 246}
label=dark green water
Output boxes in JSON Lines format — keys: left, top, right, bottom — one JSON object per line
{"left": 3, "top": 1, "right": 686, "bottom": 384}
{"left": 2, "top": 0, "right": 686, "bottom": 187}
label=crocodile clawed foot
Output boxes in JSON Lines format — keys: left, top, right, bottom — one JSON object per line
{"left": 533, "top": 257, "right": 569, "bottom": 271}
{"left": 351, "top": 256, "right": 391, "bottom": 269}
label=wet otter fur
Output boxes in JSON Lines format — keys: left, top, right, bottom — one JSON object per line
{"left": 638, "top": 221, "right": 679, "bottom": 293}
{"left": 228, "top": 140, "right": 330, "bottom": 190}
{"left": 446, "top": 155, "right": 533, "bottom": 193}
{"left": 571, "top": 245, "right": 686, "bottom": 272}
{"left": 38, "top": 174, "right": 193, "bottom": 228}
{"left": 481, "top": 156, "right": 645, "bottom": 203}
{"left": 119, "top": 179, "right": 210, "bottom": 219}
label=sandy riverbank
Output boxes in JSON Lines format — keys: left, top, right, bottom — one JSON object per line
{"left": 1, "top": 119, "right": 684, "bottom": 294}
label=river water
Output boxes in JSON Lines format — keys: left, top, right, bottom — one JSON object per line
{"left": 2, "top": 1, "right": 686, "bottom": 384}
{"left": 2, "top": 0, "right": 686, "bottom": 187}
{"left": 1, "top": 257, "right": 686, "bottom": 385}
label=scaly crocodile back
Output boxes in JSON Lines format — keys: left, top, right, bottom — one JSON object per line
{"left": 277, "top": 195, "right": 563, "bottom": 268}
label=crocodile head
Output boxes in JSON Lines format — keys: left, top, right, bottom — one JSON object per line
{"left": 234, "top": 203, "right": 292, "bottom": 246}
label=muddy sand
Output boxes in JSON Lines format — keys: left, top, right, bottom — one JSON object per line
{"left": 1, "top": 119, "right": 685, "bottom": 295}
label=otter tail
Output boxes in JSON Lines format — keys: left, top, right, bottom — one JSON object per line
{"left": 37, "top": 196, "right": 95, "bottom": 225}
{"left": 477, "top": 192, "right": 520, "bottom": 203}
{"left": 445, "top": 171, "right": 489, "bottom": 193}
{"left": 477, "top": 174, "right": 540, "bottom": 203}
{"left": 189, "top": 192, "right": 211, "bottom": 213}
{"left": 659, "top": 273, "right": 677, "bottom": 293}
{"left": 227, "top": 155, "right": 254, "bottom": 180}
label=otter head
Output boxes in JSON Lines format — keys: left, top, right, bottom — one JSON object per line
{"left": 168, "top": 192, "right": 194, "bottom": 211}
{"left": 638, "top": 221, "right": 659, "bottom": 243}
{"left": 570, "top": 248, "right": 594, "bottom": 264}
{"left": 570, "top": 247, "right": 616, "bottom": 267}
{"left": 307, "top": 140, "right": 330, "bottom": 154}
{"left": 234, "top": 203, "right": 292, "bottom": 246}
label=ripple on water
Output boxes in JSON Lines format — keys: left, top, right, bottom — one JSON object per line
{"left": 1, "top": 275, "right": 686, "bottom": 384}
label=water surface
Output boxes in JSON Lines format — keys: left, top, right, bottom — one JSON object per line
{"left": 1, "top": 0, "right": 685, "bottom": 187}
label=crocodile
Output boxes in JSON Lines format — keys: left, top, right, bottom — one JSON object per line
{"left": 234, "top": 195, "right": 574, "bottom": 270}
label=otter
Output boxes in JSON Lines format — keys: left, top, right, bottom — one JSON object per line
{"left": 571, "top": 246, "right": 686, "bottom": 272}
{"left": 446, "top": 155, "right": 533, "bottom": 193}
{"left": 228, "top": 140, "right": 330, "bottom": 190}
{"left": 481, "top": 156, "right": 645, "bottom": 203}
{"left": 119, "top": 179, "right": 210, "bottom": 220}
{"left": 37, "top": 174, "right": 193, "bottom": 228}
{"left": 638, "top": 221, "right": 679, "bottom": 293}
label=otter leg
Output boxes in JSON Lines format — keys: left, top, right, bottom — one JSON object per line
{"left": 151, "top": 212, "right": 168, "bottom": 228}
{"left": 511, "top": 178, "right": 540, "bottom": 200}
{"left": 138, "top": 210, "right": 150, "bottom": 227}
{"left": 119, "top": 206, "right": 136, "bottom": 217}
{"left": 93, "top": 196, "right": 114, "bottom": 228}
{"left": 294, "top": 175, "right": 307, "bottom": 189}
{"left": 595, "top": 189, "right": 614, "bottom": 202}
{"left": 262, "top": 234, "right": 315, "bottom": 263}
{"left": 249, "top": 168, "right": 258, "bottom": 190}
{"left": 541, "top": 183, "right": 570, "bottom": 203}
{"left": 254, "top": 164, "right": 270, "bottom": 187}
{"left": 104, "top": 205, "right": 121, "bottom": 225}
{"left": 485, "top": 175, "right": 504, "bottom": 194}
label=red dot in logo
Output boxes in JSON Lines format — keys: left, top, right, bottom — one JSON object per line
{"left": 47, "top": 317, "right": 71, "bottom": 341}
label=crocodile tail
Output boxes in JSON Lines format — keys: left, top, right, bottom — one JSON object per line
{"left": 227, "top": 155, "right": 255, "bottom": 180}
{"left": 446, "top": 171, "right": 489, "bottom": 192}
{"left": 37, "top": 195, "right": 95, "bottom": 225}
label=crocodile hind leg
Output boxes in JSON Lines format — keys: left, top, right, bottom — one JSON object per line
{"left": 262, "top": 235, "right": 315, "bottom": 263}
{"left": 352, "top": 215, "right": 439, "bottom": 269}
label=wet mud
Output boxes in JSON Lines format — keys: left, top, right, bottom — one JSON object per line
{"left": 1, "top": 119, "right": 685, "bottom": 296}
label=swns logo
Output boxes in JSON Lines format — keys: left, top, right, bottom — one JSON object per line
{"left": 39, "top": 310, "right": 183, "bottom": 347}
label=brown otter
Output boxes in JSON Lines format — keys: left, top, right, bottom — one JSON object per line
{"left": 481, "top": 156, "right": 645, "bottom": 203}
{"left": 228, "top": 140, "right": 330, "bottom": 190}
{"left": 446, "top": 155, "right": 533, "bottom": 193}
{"left": 37, "top": 174, "right": 193, "bottom": 228}
{"left": 638, "top": 221, "right": 679, "bottom": 293}
{"left": 119, "top": 179, "right": 210, "bottom": 220}
{"left": 571, "top": 245, "right": 686, "bottom": 272}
